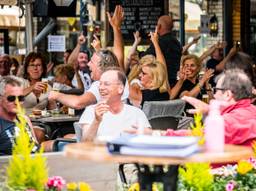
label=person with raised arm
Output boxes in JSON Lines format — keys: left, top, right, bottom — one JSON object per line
{"left": 48, "top": 5, "right": 127, "bottom": 109}
{"left": 140, "top": 15, "right": 182, "bottom": 87}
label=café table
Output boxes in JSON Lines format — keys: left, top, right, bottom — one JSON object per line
{"left": 30, "top": 114, "right": 80, "bottom": 139}
{"left": 64, "top": 143, "right": 253, "bottom": 191}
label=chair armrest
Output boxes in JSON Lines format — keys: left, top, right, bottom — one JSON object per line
{"left": 52, "top": 138, "right": 77, "bottom": 152}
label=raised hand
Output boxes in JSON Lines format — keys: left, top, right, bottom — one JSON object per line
{"left": 33, "top": 82, "right": 47, "bottom": 94}
{"left": 200, "top": 69, "right": 214, "bottom": 84}
{"left": 78, "top": 33, "right": 86, "bottom": 45}
{"left": 94, "top": 101, "right": 109, "bottom": 122}
{"left": 133, "top": 31, "right": 141, "bottom": 45}
{"left": 91, "top": 34, "right": 101, "bottom": 51}
{"left": 178, "top": 68, "right": 187, "bottom": 81}
{"left": 149, "top": 29, "right": 159, "bottom": 45}
{"left": 181, "top": 96, "right": 210, "bottom": 114}
{"left": 107, "top": 5, "right": 124, "bottom": 30}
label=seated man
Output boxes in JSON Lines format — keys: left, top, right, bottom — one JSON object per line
{"left": 132, "top": 69, "right": 256, "bottom": 147}
{"left": 0, "top": 76, "right": 52, "bottom": 155}
{"left": 182, "top": 69, "right": 256, "bottom": 146}
{"left": 79, "top": 69, "right": 151, "bottom": 141}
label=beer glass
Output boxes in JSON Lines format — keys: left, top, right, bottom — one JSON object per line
{"left": 202, "top": 94, "right": 209, "bottom": 104}
{"left": 41, "top": 78, "right": 48, "bottom": 93}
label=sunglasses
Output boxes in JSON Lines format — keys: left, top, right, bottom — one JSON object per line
{"left": 213, "top": 87, "right": 226, "bottom": 94}
{"left": 6, "top": 95, "right": 25, "bottom": 102}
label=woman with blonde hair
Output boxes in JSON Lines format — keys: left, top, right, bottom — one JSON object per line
{"left": 128, "top": 55, "right": 156, "bottom": 85}
{"left": 127, "top": 30, "right": 170, "bottom": 107}
{"left": 129, "top": 59, "right": 170, "bottom": 107}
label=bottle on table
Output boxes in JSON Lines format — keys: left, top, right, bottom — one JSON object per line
{"left": 204, "top": 100, "right": 225, "bottom": 152}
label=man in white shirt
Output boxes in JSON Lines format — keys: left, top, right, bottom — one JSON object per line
{"left": 79, "top": 69, "right": 150, "bottom": 141}
{"left": 49, "top": 49, "right": 127, "bottom": 109}
{"left": 48, "top": 5, "right": 127, "bottom": 109}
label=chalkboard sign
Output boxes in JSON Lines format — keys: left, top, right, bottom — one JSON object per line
{"left": 106, "top": 0, "right": 168, "bottom": 45}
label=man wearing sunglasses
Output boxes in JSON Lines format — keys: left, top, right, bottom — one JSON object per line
{"left": 0, "top": 76, "right": 40, "bottom": 155}
{"left": 182, "top": 69, "right": 256, "bottom": 146}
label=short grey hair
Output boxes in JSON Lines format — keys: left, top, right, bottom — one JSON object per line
{"left": 220, "top": 69, "right": 253, "bottom": 100}
{"left": 0, "top": 75, "right": 22, "bottom": 96}
{"left": 96, "top": 49, "right": 119, "bottom": 73}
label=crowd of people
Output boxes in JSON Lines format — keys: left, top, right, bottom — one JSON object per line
{"left": 0, "top": 5, "right": 256, "bottom": 157}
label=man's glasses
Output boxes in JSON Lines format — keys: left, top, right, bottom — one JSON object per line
{"left": 6, "top": 95, "right": 25, "bottom": 102}
{"left": 213, "top": 87, "right": 226, "bottom": 94}
{"left": 99, "top": 81, "right": 121, "bottom": 87}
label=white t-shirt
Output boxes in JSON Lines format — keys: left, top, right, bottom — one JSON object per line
{"left": 72, "top": 70, "right": 92, "bottom": 92}
{"left": 79, "top": 104, "right": 151, "bottom": 138}
{"left": 88, "top": 80, "right": 129, "bottom": 102}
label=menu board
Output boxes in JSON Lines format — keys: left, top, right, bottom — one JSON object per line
{"left": 106, "top": 0, "right": 168, "bottom": 45}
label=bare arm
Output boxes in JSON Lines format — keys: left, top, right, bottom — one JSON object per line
{"left": 215, "top": 45, "right": 238, "bottom": 72}
{"left": 91, "top": 34, "right": 101, "bottom": 52}
{"left": 124, "top": 31, "right": 141, "bottom": 73}
{"left": 48, "top": 91, "right": 96, "bottom": 109}
{"left": 182, "top": 35, "right": 201, "bottom": 55}
{"left": 23, "top": 82, "right": 46, "bottom": 96}
{"left": 169, "top": 79, "right": 185, "bottom": 99}
{"left": 128, "top": 84, "right": 142, "bottom": 107}
{"left": 169, "top": 68, "right": 187, "bottom": 99}
{"left": 67, "top": 34, "right": 86, "bottom": 66}
{"left": 150, "top": 29, "right": 166, "bottom": 66}
{"left": 199, "top": 44, "right": 217, "bottom": 63}
{"left": 74, "top": 69, "right": 85, "bottom": 92}
{"left": 107, "top": 5, "right": 125, "bottom": 71}
{"left": 199, "top": 41, "right": 227, "bottom": 63}
{"left": 180, "top": 69, "right": 214, "bottom": 98}
{"left": 81, "top": 121, "right": 100, "bottom": 142}
{"left": 25, "top": 116, "right": 39, "bottom": 144}
{"left": 181, "top": 96, "right": 210, "bottom": 114}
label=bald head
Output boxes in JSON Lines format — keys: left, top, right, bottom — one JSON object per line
{"left": 157, "top": 15, "right": 173, "bottom": 35}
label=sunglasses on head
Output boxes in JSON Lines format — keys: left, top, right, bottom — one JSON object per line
{"left": 6, "top": 95, "right": 25, "bottom": 102}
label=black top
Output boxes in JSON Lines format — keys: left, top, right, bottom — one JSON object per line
{"left": 140, "top": 32, "right": 182, "bottom": 87}
{"left": 206, "top": 58, "right": 221, "bottom": 87}
{"left": 0, "top": 118, "right": 39, "bottom": 155}
{"left": 175, "top": 79, "right": 207, "bottom": 114}
{"left": 141, "top": 89, "right": 170, "bottom": 107}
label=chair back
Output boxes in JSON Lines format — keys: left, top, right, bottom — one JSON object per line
{"left": 149, "top": 116, "right": 179, "bottom": 130}
{"left": 142, "top": 100, "right": 186, "bottom": 130}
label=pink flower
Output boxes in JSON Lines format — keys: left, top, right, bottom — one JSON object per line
{"left": 47, "top": 176, "right": 66, "bottom": 190}
{"left": 248, "top": 157, "right": 256, "bottom": 169}
{"left": 225, "top": 181, "right": 235, "bottom": 191}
